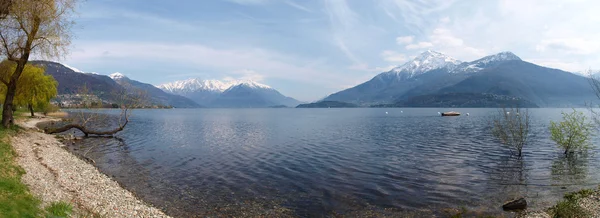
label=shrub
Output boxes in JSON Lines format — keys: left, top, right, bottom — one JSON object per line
{"left": 491, "top": 106, "right": 530, "bottom": 157}
{"left": 550, "top": 109, "right": 594, "bottom": 155}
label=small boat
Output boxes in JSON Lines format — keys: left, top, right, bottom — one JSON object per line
{"left": 441, "top": 111, "right": 461, "bottom": 116}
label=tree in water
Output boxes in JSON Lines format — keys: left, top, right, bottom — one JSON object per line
{"left": 0, "top": 0, "right": 76, "bottom": 127}
{"left": 491, "top": 106, "right": 530, "bottom": 157}
{"left": 0, "top": 60, "right": 57, "bottom": 117}
{"left": 45, "top": 88, "right": 148, "bottom": 137}
{"left": 550, "top": 109, "right": 595, "bottom": 155}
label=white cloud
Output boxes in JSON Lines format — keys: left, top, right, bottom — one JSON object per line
{"left": 536, "top": 38, "right": 600, "bottom": 55}
{"left": 380, "top": 0, "right": 456, "bottom": 34}
{"left": 381, "top": 50, "right": 407, "bottom": 62}
{"left": 396, "top": 35, "right": 414, "bottom": 44}
{"left": 67, "top": 41, "right": 351, "bottom": 89}
{"left": 230, "top": 69, "right": 265, "bottom": 82}
{"left": 439, "top": 16, "right": 450, "bottom": 24}
{"left": 405, "top": 41, "right": 434, "bottom": 50}
{"left": 284, "top": 0, "right": 312, "bottom": 13}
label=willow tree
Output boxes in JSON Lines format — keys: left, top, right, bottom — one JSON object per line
{"left": 0, "top": 0, "right": 75, "bottom": 127}
{"left": 16, "top": 64, "right": 57, "bottom": 116}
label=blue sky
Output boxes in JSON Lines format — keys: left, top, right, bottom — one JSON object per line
{"left": 63, "top": 0, "right": 600, "bottom": 101}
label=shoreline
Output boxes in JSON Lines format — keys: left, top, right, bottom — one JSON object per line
{"left": 13, "top": 116, "right": 171, "bottom": 217}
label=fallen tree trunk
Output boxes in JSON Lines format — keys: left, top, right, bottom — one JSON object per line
{"left": 44, "top": 119, "right": 128, "bottom": 137}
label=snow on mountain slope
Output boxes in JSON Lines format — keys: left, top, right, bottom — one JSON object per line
{"left": 386, "top": 50, "right": 462, "bottom": 79}
{"left": 62, "top": 64, "right": 84, "bottom": 73}
{"left": 453, "top": 51, "right": 522, "bottom": 73}
{"left": 158, "top": 78, "right": 271, "bottom": 94}
{"left": 109, "top": 72, "right": 127, "bottom": 80}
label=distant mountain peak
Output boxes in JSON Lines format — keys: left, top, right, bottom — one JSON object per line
{"left": 386, "top": 50, "right": 462, "bottom": 79}
{"left": 158, "top": 78, "right": 271, "bottom": 94}
{"left": 452, "top": 51, "right": 522, "bottom": 73}
{"left": 233, "top": 80, "right": 272, "bottom": 89}
{"left": 484, "top": 51, "right": 521, "bottom": 61}
{"left": 109, "top": 72, "right": 127, "bottom": 80}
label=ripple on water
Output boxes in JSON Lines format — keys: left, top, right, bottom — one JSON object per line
{"left": 64, "top": 108, "right": 600, "bottom": 217}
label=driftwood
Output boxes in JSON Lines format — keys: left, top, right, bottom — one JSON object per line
{"left": 44, "top": 119, "right": 128, "bottom": 137}
{"left": 45, "top": 107, "right": 131, "bottom": 137}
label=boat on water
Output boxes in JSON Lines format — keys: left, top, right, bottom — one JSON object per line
{"left": 441, "top": 111, "right": 461, "bottom": 116}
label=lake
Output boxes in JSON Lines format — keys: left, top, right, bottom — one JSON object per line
{"left": 61, "top": 108, "right": 600, "bottom": 217}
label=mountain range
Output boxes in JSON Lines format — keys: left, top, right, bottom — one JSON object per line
{"left": 29, "top": 61, "right": 301, "bottom": 108}
{"left": 324, "top": 50, "right": 596, "bottom": 107}
{"left": 31, "top": 49, "right": 597, "bottom": 109}
{"left": 157, "top": 79, "right": 302, "bottom": 108}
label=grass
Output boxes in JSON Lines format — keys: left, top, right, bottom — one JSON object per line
{"left": 0, "top": 126, "right": 42, "bottom": 218}
{"left": 44, "top": 201, "right": 72, "bottom": 218}
{"left": 549, "top": 189, "right": 594, "bottom": 218}
{"left": 0, "top": 124, "right": 76, "bottom": 218}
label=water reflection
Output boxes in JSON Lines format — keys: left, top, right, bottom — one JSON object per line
{"left": 40, "top": 108, "right": 600, "bottom": 217}
{"left": 551, "top": 154, "right": 589, "bottom": 185}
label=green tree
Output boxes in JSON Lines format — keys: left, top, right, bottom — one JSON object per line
{"left": 0, "top": 0, "right": 76, "bottom": 127}
{"left": 0, "top": 61, "right": 58, "bottom": 117}
{"left": 16, "top": 65, "right": 58, "bottom": 117}
{"left": 550, "top": 109, "right": 594, "bottom": 155}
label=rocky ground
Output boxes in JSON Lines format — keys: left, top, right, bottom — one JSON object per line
{"left": 13, "top": 116, "right": 170, "bottom": 217}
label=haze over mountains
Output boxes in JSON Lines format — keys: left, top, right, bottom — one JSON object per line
{"left": 30, "top": 49, "right": 598, "bottom": 108}
{"left": 157, "top": 79, "right": 302, "bottom": 108}
{"left": 324, "top": 50, "right": 596, "bottom": 108}
{"left": 30, "top": 61, "right": 302, "bottom": 108}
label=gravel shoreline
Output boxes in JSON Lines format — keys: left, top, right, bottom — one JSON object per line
{"left": 13, "top": 116, "right": 171, "bottom": 217}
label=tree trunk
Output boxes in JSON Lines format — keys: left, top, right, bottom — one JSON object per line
{"left": 28, "top": 104, "right": 34, "bottom": 117}
{"left": 45, "top": 119, "right": 129, "bottom": 137}
{"left": 2, "top": 58, "right": 29, "bottom": 127}
{"left": 1, "top": 81, "right": 17, "bottom": 127}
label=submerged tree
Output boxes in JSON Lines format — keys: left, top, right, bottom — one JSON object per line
{"left": 0, "top": 60, "right": 58, "bottom": 117}
{"left": 550, "top": 109, "right": 594, "bottom": 155}
{"left": 45, "top": 88, "right": 148, "bottom": 137}
{"left": 491, "top": 106, "right": 530, "bottom": 157}
{"left": 0, "top": 0, "right": 76, "bottom": 127}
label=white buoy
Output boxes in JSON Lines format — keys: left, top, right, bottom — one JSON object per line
{"left": 507, "top": 112, "right": 510, "bottom": 115}
{"left": 438, "top": 112, "right": 441, "bottom": 115}
{"left": 466, "top": 113, "right": 470, "bottom": 116}
{"left": 385, "top": 111, "right": 388, "bottom": 114}
{"left": 401, "top": 111, "right": 403, "bottom": 113}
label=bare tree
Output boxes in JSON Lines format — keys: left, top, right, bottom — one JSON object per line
{"left": 0, "top": 0, "right": 76, "bottom": 127}
{"left": 587, "top": 71, "right": 600, "bottom": 126}
{"left": 45, "top": 88, "right": 148, "bottom": 137}
{"left": 491, "top": 106, "right": 531, "bottom": 157}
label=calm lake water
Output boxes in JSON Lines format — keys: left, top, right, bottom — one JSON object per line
{"left": 60, "top": 108, "right": 600, "bottom": 217}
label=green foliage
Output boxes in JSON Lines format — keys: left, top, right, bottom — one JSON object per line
{"left": 0, "top": 127, "right": 42, "bottom": 217}
{"left": 564, "top": 189, "right": 594, "bottom": 201}
{"left": 37, "top": 104, "right": 59, "bottom": 116}
{"left": 44, "top": 201, "right": 72, "bottom": 218}
{"left": 551, "top": 199, "right": 590, "bottom": 218}
{"left": 0, "top": 61, "right": 58, "bottom": 115}
{"left": 550, "top": 109, "right": 594, "bottom": 155}
{"left": 549, "top": 189, "right": 595, "bottom": 218}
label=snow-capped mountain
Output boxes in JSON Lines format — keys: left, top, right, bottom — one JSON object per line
{"left": 109, "top": 72, "right": 127, "bottom": 80}
{"left": 453, "top": 51, "right": 521, "bottom": 73}
{"left": 158, "top": 78, "right": 299, "bottom": 107}
{"left": 158, "top": 78, "right": 273, "bottom": 94}
{"left": 323, "top": 50, "right": 596, "bottom": 107}
{"left": 386, "top": 50, "right": 462, "bottom": 80}
{"left": 158, "top": 78, "right": 233, "bottom": 94}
